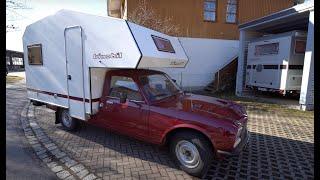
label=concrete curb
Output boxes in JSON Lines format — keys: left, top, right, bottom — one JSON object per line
{"left": 20, "top": 103, "right": 101, "bottom": 180}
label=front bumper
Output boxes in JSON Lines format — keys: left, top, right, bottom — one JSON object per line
{"left": 216, "top": 129, "right": 250, "bottom": 156}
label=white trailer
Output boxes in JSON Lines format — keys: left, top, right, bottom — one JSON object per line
{"left": 246, "top": 30, "right": 306, "bottom": 95}
{"left": 23, "top": 10, "right": 188, "bottom": 121}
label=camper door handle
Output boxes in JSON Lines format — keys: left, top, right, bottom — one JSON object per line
{"left": 67, "top": 75, "right": 72, "bottom": 80}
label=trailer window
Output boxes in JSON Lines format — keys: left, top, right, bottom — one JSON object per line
{"left": 254, "top": 43, "right": 279, "bottom": 56}
{"left": 294, "top": 40, "right": 306, "bottom": 54}
{"left": 109, "top": 76, "right": 143, "bottom": 101}
{"left": 151, "top": 35, "right": 175, "bottom": 53}
{"left": 27, "top": 44, "right": 43, "bottom": 65}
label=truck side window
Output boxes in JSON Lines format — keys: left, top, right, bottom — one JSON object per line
{"left": 109, "top": 76, "right": 143, "bottom": 101}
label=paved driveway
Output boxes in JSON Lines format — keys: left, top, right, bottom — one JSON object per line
{"left": 6, "top": 86, "right": 57, "bottom": 179}
{"left": 32, "top": 101, "right": 314, "bottom": 179}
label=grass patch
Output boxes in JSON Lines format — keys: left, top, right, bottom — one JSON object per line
{"left": 6, "top": 75, "right": 24, "bottom": 84}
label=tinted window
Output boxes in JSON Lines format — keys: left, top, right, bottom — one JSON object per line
{"left": 140, "top": 74, "right": 180, "bottom": 101}
{"left": 109, "top": 76, "right": 143, "bottom": 101}
{"left": 151, "top": 35, "right": 175, "bottom": 53}
{"left": 254, "top": 43, "right": 279, "bottom": 56}
{"left": 295, "top": 40, "right": 306, "bottom": 54}
{"left": 27, "top": 44, "right": 43, "bottom": 65}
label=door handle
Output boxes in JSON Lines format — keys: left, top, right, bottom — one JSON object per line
{"left": 106, "top": 100, "right": 113, "bottom": 104}
{"left": 67, "top": 75, "right": 72, "bottom": 80}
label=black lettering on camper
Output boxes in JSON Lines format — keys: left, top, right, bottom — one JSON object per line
{"left": 93, "top": 52, "right": 123, "bottom": 60}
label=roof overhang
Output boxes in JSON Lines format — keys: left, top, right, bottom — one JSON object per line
{"left": 239, "top": 1, "right": 314, "bottom": 33}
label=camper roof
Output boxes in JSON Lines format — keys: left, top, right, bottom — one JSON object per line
{"left": 23, "top": 10, "right": 189, "bottom": 69}
{"left": 249, "top": 30, "right": 307, "bottom": 43}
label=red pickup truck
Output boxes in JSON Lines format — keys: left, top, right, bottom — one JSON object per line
{"left": 57, "top": 69, "right": 249, "bottom": 177}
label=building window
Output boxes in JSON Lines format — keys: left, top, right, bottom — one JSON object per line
{"left": 204, "top": 0, "right": 216, "bottom": 22}
{"left": 27, "top": 44, "right": 43, "bottom": 65}
{"left": 12, "top": 57, "right": 23, "bottom": 65}
{"left": 254, "top": 43, "right": 279, "bottom": 56}
{"left": 6, "top": 56, "right": 10, "bottom": 65}
{"left": 226, "top": 0, "right": 237, "bottom": 23}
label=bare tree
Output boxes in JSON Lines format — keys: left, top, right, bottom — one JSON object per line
{"left": 6, "top": 0, "right": 31, "bottom": 33}
{"left": 127, "top": 0, "right": 181, "bottom": 36}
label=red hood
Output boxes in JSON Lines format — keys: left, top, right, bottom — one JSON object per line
{"left": 155, "top": 93, "right": 247, "bottom": 123}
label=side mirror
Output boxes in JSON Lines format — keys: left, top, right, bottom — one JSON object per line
{"left": 172, "top": 79, "right": 177, "bottom": 83}
{"left": 119, "top": 92, "right": 127, "bottom": 104}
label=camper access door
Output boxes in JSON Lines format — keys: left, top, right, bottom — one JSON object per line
{"left": 64, "top": 26, "right": 86, "bottom": 120}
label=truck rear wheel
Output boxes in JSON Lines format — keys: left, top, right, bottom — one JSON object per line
{"left": 59, "top": 109, "right": 78, "bottom": 131}
{"left": 169, "top": 131, "right": 214, "bottom": 178}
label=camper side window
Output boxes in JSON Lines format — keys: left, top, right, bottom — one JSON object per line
{"left": 151, "top": 35, "right": 175, "bottom": 53}
{"left": 254, "top": 43, "right": 279, "bottom": 56}
{"left": 27, "top": 44, "right": 43, "bottom": 65}
{"left": 294, "top": 40, "right": 306, "bottom": 54}
{"left": 109, "top": 76, "right": 143, "bottom": 101}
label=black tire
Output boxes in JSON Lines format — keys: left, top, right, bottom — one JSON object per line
{"left": 169, "top": 131, "right": 214, "bottom": 178}
{"left": 58, "top": 108, "right": 78, "bottom": 131}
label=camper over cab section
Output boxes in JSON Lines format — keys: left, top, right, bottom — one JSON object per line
{"left": 23, "top": 10, "right": 188, "bottom": 121}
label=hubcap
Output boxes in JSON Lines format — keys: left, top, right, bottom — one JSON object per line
{"left": 61, "top": 110, "right": 72, "bottom": 128}
{"left": 175, "top": 140, "right": 200, "bottom": 168}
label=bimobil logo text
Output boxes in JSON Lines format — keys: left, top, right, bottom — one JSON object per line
{"left": 93, "top": 52, "right": 123, "bottom": 59}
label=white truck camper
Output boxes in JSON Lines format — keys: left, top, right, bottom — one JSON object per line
{"left": 246, "top": 30, "right": 307, "bottom": 95}
{"left": 23, "top": 10, "right": 188, "bottom": 121}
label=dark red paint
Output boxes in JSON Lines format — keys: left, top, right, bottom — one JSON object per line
{"left": 89, "top": 69, "right": 248, "bottom": 156}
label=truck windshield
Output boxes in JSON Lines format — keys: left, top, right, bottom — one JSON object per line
{"left": 139, "top": 73, "right": 182, "bottom": 102}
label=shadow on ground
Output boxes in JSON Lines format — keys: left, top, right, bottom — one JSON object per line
{"left": 53, "top": 121, "right": 313, "bottom": 179}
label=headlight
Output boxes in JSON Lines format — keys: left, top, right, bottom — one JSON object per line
{"left": 234, "top": 126, "right": 243, "bottom": 148}
{"left": 236, "top": 126, "right": 243, "bottom": 137}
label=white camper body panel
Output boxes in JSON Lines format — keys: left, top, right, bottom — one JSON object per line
{"left": 246, "top": 31, "right": 306, "bottom": 93}
{"left": 23, "top": 10, "right": 188, "bottom": 120}
{"left": 127, "top": 22, "right": 188, "bottom": 68}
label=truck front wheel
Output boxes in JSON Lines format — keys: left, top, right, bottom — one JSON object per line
{"left": 169, "top": 131, "right": 214, "bottom": 178}
{"left": 59, "top": 109, "right": 78, "bottom": 131}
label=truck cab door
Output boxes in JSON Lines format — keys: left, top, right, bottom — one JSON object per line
{"left": 98, "top": 75, "right": 149, "bottom": 141}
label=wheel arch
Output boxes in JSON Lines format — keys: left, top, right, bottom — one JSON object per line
{"left": 162, "top": 125, "right": 216, "bottom": 153}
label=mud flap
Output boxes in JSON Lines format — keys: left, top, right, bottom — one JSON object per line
{"left": 55, "top": 110, "right": 60, "bottom": 124}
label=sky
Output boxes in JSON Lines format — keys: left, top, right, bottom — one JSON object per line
{"left": 6, "top": 0, "right": 108, "bottom": 51}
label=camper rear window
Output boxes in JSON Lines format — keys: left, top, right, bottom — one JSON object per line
{"left": 151, "top": 35, "right": 175, "bottom": 53}
{"left": 254, "top": 43, "right": 279, "bottom": 56}
{"left": 27, "top": 44, "right": 43, "bottom": 65}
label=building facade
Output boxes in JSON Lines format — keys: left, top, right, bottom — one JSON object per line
{"left": 108, "top": 0, "right": 295, "bottom": 39}
{"left": 107, "top": 0, "right": 298, "bottom": 91}
{"left": 6, "top": 50, "right": 24, "bottom": 71}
